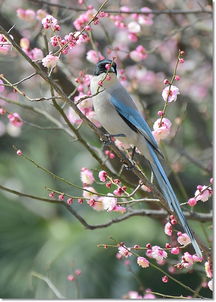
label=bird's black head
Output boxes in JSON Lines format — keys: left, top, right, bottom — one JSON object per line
{"left": 94, "top": 59, "right": 117, "bottom": 76}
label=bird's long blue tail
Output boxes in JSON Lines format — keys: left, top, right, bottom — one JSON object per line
{"left": 148, "top": 145, "right": 202, "bottom": 257}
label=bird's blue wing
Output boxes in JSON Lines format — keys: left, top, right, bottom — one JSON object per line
{"left": 109, "top": 94, "right": 160, "bottom": 153}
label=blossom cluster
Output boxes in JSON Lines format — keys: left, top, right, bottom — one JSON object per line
{"left": 187, "top": 180, "right": 213, "bottom": 207}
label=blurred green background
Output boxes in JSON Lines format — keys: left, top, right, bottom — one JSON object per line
{"left": 0, "top": 0, "right": 213, "bottom": 299}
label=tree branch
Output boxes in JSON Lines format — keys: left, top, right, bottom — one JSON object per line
{"left": 28, "top": 0, "right": 212, "bottom": 15}
{"left": 0, "top": 184, "right": 212, "bottom": 232}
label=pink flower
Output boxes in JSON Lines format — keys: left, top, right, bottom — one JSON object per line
{"left": 101, "top": 194, "right": 117, "bottom": 212}
{"left": 16, "top": 149, "right": 23, "bottom": 156}
{"left": 151, "top": 245, "right": 167, "bottom": 262}
{"left": 162, "top": 275, "right": 169, "bottom": 283}
{"left": 177, "top": 233, "right": 191, "bottom": 246}
{"left": 31, "top": 48, "right": 43, "bottom": 60}
{"left": 86, "top": 110, "right": 101, "bottom": 127}
{"left": 205, "top": 260, "right": 213, "bottom": 278}
{"left": 58, "top": 194, "right": 64, "bottom": 200}
{"left": 67, "top": 198, "right": 73, "bottom": 205}
{"left": 127, "top": 291, "right": 142, "bottom": 299}
{"left": 138, "top": 7, "right": 153, "bottom": 25}
{"left": 192, "top": 255, "right": 202, "bottom": 263}
{"left": 208, "top": 279, "right": 213, "bottom": 291}
{"left": 20, "top": 38, "right": 30, "bottom": 50}
{"left": 162, "top": 85, "right": 180, "bottom": 102}
{"left": 75, "top": 269, "right": 81, "bottom": 276}
{"left": 67, "top": 274, "right": 75, "bottom": 281}
{"left": 164, "top": 222, "right": 172, "bottom": 236}
{"left": 143, "top": 289, "right": 156, "bottom": 299}
{"left": 187, "top": 198, "right": 197, "bottom": 207}
{"left": 86, "top": 50, "right": 104, "bottom": 64}
{"left": 17, "top": 9, "right": 35, "bottom": 21}
{"left": 82, "top": 186, "right": 98, "bottom": 200}
{"left": 67, "top": 107, "right": 83, "bottom": 126}
{"left": 195, "top": 185, "right": 212, "bottom": 202}
{"left": 152, "top": 118, "right": 172, "bottom": 142}
{"left": 130, "top": 45, "right": 148, "bottom": 62}
{"left": 42, "top": 54, "right": 59, "bottom": 68}
{"left": 8, "top": 113, "right": 23, "bottom": 127}
{"left": 127, "top": 21, "right": 141, "bottom": 33}
{"left": 49, "top": 192, "right": 55, "bottom": 198}
{"left": 0, "top": 79, "right": 4, "bottom": 93}
{"left": 112, "top": 205, "right": 126, "bottom": 213}
{"left": 73, "top": 8, "right": 97, "bottom": 30}
{"left": 137, "top": 256, "right": 150, "bottom": 268}
{"left": 98, "top": 170, "right": 107, "bottom": 182}
{"left": 36, "top": 9, "right": 47, "bottom": 20}
{"left": 42, "top": 15, "right": 60, "bottom": 31}
{"left": 80, "top": 167, "right": 95, "bottom": 185}
{"left": 0, "top": 34, "right": 11, "bottom": 55}
{"left": 171, "top": 247, "right": 180, "bottom": 255}
{"left": 118, "top": 246, "right": 132, "bottom": 258}
{"left": 181, "top": 252, "right": 194, "bottom": 268}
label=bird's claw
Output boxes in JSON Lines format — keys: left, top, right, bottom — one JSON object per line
{"left": 101, "top": 133, "right": 126, "bottom": 145}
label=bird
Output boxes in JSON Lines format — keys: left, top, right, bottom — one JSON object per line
{"left": 90, "top": 58, "right": 202, "bottom": 258}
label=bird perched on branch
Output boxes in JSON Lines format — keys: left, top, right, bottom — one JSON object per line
{"left": 90, "top": 58, "right": 202, "bottom": 258}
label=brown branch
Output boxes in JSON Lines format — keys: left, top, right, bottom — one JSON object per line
{"left": 28, "top": 0, "right": 212, "bottom": 15}
{"left": 0, "top": 184, "right": 212, "bottom": 231}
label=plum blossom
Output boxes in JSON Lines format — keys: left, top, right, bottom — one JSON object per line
{"left": 179, "top": 252, "right": 202, "bottom": 269}
{"left": 67, "top": 107, "right": 83, "bottom": 126}
{"left": 112, "top": 205, "right": 126, "bottom": 213}
{"left": 101, "top": 194, "right": 117, "bottom": 212}
{"left": 16, "top": 9, "right": 36, "bottom": 21}
{"left": 126, "top": 291, "right": 142, "bottom": 299}
{"left": 164, "top": 222, "right": 172, "bottom": 236}
{"left": 86, "top": 50, "right": 104, "bottom": 64}
{"left": 98, "top": 170, "right": 107, "bottom": 182}
{"left": 8, "top": 113, "right": 23, "bottom": 127}
{"left": 195, "top": 185, "right": 212, "bottom": 202}
{"left": 187, "top": 197, "right": 197, "bottom": 207}
{"left": 20, "top": 38, "right": 43, "bottom": 60}
{"left": 82, "top": 186, "right": 98, "bottom": 200}
{"left": 177, "top": 233, "right": 191, "bottom": 246}
{"left": 137, "top": 256, "right": 150, "bottom": 268}
{"left": 162, "top": 85, "right": 180, "bottom": 102}
{"left": 118, "top": 246, "right": 132, "bottom": 258}
{"left": 36, "top": 9, "right": 47, "bottom": 20}
{"left": 171, "top": 247, "right": 180, "bottom": 255}
{"left": 152, "top": 118, "right": 172, "bottom": 142}
{"left": 42, "top": 15, "right": 60, "bottom": 31}
{"left": 30, "top": 48, "right": 43, "bottom": 60}
{"left": 138, "top": 7, "right": 154, "bottom": 25}
{"left": 205, "top": 260, "right": 213, "bottom": 278}
{"left": 143, "top": 289, "right": 156, "bottom": 299}
{"left": 127, "top": 21, "right": 141, "bottom": 33}
{"left": 0, "top": 79, "right": 4, "bottom": 93}
{"left": 86, "top": 110, "right": 101, "bottom": 127}
{"left": 0, "top": 34, "right": 11, "bottom": 55}
{"left": 148, "top": 245, "right": 167, "bottom": 262}
{"left": 42, "top": 54, "right": 59, "bottom": 68}
{"left": 208, "top": 279, "right": 213, "bottom": 291}
{"left": 73, "top": 8, "right": 97, "bottom": 30}
{"left": 80, "top": 168, "right": 95, "bottom": 185}
{"left": 130, "top": 45, "right": 148, "bottom": 62}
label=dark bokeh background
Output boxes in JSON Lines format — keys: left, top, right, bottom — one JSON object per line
{"left": 0, "top": 0, "right": 212, "bottom": 298}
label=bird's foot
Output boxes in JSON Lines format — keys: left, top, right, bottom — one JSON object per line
{"left": 101, "top": 133, "right": 126, "bottom": 145}
{"left": 124, "top": 159, "right": 135, "bottom": 171}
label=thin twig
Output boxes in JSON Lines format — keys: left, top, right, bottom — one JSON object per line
{"left": 31, "top": 271, "right": 65, "bottom": 299}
